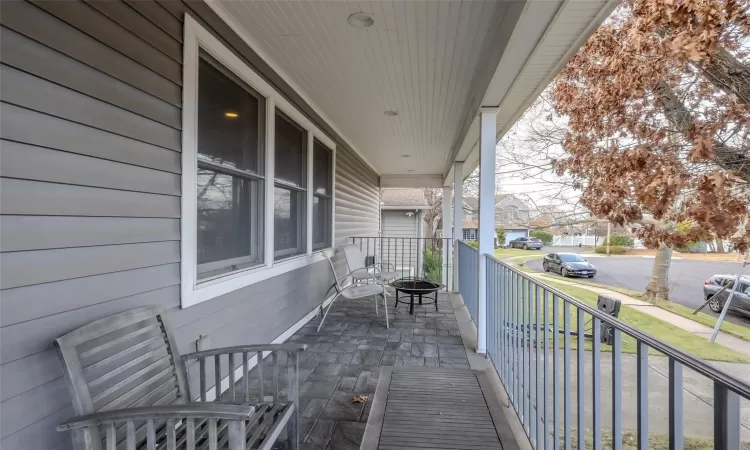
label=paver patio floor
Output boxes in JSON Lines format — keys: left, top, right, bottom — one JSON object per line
{"left": 287, "top": 292, "right": 468, "bottom": 450}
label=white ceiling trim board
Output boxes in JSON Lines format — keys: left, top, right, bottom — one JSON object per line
{"left": 447, "top": 0, "right": 619, "bottom": 183}
{"left": 492, "top": 0, "right": 620, "bottom": 140}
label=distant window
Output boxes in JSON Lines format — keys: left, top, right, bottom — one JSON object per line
{"left": 196, "top": 53, "right": 265, "bottom": 280}
{"left": 312, "top": 140, "right": 333, "bottom": 250}
{"left": 463, "top": 229, "right": 478, "bottom": 240}
{"left": 274, "top": 111, "right": 307, "bottom": 260}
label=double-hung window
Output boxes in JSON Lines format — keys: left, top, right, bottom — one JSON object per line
{"left": 181, "top": 16, "right": 336, "bottom": 307}
{"left": 312, "top": 140, "right": 333, "bottom": 250}
{"left": 274, "top": 111, "right": 307, "bottom": 260}
{"left": 196, "top": 53, "right": 265, "bottom": 280}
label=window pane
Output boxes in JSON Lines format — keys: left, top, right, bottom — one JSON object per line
{"left": 274, "top": 186, "right": 306, "bottom": 259}
{"left": 275, "top": 112, "right": 306, "bottom": 186}
{"left": 198, "top": 54, "right": 264, "bottom": 174}
{"left": 197, "top": 167, "right": 264, "bottom": 279}
{"left": 313, "top": 140, "right": 332, "bottom": 195}
{"left": 313, "top": 195, "right": 332, "bottom": 250}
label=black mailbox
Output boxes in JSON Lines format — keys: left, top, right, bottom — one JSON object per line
{"left": 597, "top": 295, "right": 621, "bottom": 345}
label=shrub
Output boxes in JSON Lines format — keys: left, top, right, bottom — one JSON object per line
{"left": 594, "top": 245, "right": 627, "bottom": 255}
{"left": 602, "top": 234, "right": 634, "bottom": 247}
{"left": 465, "top": 240, "right": 479, "bottom": 248}
{"left": 495, "top": 227, "right": 506, "bottom": 246}
{"left": 530, "top": 230, "right": 553, "bottom": 245}
{"left": 423, "top": 247, "right": 442, "bottom": 284}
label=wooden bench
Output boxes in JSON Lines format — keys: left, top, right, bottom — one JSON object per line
{"left": 360, "top": 367, "right": 519, "bottom": 450}
{"left": 54, "top": 306, "right": 304, "bottom": 450}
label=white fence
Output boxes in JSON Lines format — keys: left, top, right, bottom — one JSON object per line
{"left": 551, "top": 235, "right": 599, "bottom": 247}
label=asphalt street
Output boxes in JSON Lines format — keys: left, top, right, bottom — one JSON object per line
{"left": 524, "top": 255, "right": 750, "bottom": 327}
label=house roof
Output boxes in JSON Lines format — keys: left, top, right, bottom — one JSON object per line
{"left": 463, "top": 194, "right": 518, "bottom": 211}
{"left": 381, "top": 188, "right": 430, "bottom": 210}
{"left": 461, "top": 219, "right": 529, "bottom": 231}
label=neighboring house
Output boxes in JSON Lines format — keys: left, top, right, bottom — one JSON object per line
{"left": 461, "top": 219, "right": 529, "bottom": 247}
{"left": 462, "top": 195, "right": 531, "bottom": 246}
{"left": 463, "top": 194, "right": 530, "bottom": 228}
{"left": 380, "top": 189, "right": 431, "bottom": 278}
{"left": 528, "top": 204, "right": 561, "bottom": 229}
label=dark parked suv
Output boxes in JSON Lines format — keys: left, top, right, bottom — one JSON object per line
{"left": 508, "top": 237, "right": 543, "bottom": 250}
{"left": 703, "top": 275, "right": 750, "bottom": 316}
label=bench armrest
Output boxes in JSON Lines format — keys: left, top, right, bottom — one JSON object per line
{"left": 181, "top": 343, "right": 307, "bottom": 361}
{"left": 346, "top": 266, "right": 381, "bottom": 278}
{"left": 57, "top": 403, "right": 255, "bottom": 430}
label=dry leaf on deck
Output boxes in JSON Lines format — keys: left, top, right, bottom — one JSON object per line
{"left": 352, "top": 395, "right": 368, "bottom": 404}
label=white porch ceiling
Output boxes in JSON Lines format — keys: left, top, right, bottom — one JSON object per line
{"left": 210, "top": 0, "right": 520, "bottom": 177}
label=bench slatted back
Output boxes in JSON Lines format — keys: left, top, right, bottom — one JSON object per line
{"left": 54, "top": 306, "right": 187, "bottom": 449}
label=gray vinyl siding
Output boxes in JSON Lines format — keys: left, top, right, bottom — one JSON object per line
{"left": 381, "top": 211, "right": 421, "bottom": 277}
{"left": 335, "top": 145, "right": 381, "bottom": 245}
{"left": 381, "top": 211, "right": 419, "bottom": 239}
{"left": 0, "top": 1, "right": 376, "bottom": 449}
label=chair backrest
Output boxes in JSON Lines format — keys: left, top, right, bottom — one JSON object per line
{"left": 54, "top": 306, "right": 187, "bottom": 449}
{"left": 327, "top": 246, "right": 353, "bottom": 290}
{"left": 340, "top": 243, "right": 366, "bottom": 271}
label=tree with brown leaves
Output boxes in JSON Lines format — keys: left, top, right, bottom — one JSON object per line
{"left": 552, "top": 0, "right": 750, "bottom": 300}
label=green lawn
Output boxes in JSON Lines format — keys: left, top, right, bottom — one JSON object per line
{"left": 494, "top": 248, "right": 545, "bottom": 259}
{"left": 568, "top": 429, "right": 750, "bottom": 450}
{"left": 538, "top": 280, "right": 750, "bottom": 363}
{"left": 650, "top": 298, "right": 750, "bottom": 342}
{"left": 520, "top": 267, "right": 750, "bottom": 343}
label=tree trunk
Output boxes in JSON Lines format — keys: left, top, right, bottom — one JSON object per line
{"left": 654, "top": 80, "right": 750, "bottom": 183}
{"left": 645, "top": 242, "right": 673, "bottom": 300}
{"left": 699, "top": 46, "right": 750, "bottom": 107}
{"left": 644, "top": 2, "right": 750, "bottom": 105}
{"left": 715, "top": 238, "right": 725, "bottom": 253}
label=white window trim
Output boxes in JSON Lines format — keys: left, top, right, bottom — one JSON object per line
{"left": 181, "top": 15, "right": 336, "bottom": 308}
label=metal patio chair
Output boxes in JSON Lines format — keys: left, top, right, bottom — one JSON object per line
{"left": 54, "top": 306, "right": 305, "bottom": 450}
{"left": 340, "top": 243, "right": 398, "bottom": 285}
{"left": 317, "top": 246, "right": 390, "bottom": 331}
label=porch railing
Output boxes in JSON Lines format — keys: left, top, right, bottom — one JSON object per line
{"left": 456, "top": 240, "right": 478, "bottom": 323}
{"left": 484, "top": 255, "right": 750, "bottom": 449}
{"left": 350, "top": 237, "right": 452, "bottom": 285}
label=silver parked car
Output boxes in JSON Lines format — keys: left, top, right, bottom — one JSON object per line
{"left": 508, "top": 237, "right": 543, "bottom": 250}
{"left": 703, "top": 274, "right": 750, "bottom": 317}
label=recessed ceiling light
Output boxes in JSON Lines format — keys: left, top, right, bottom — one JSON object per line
{"left": 348, "top": 12, "right": 374, "bottom": 28}
{"left": 384, "top": 109, "right": 398, "bottom": 117}
{"left": 401, "top": 154, "right": 410, "bottom": 158}
{"left": 224, "top": 112, "right": 239, "bottom": 118}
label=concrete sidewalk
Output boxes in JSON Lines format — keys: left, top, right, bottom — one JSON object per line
{"left": 529, "top": 273, "right": 750, "bottom": 359}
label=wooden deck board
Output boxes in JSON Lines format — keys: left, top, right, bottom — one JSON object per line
{"left": 361, "top": 367, "right": 519, "bottom": 450}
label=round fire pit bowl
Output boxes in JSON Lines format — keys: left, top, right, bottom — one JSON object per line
{"left": 390, "top": 277, "right": 444, "bottom": 315}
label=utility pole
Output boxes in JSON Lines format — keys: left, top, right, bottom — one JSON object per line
{"left": 606, "top": 222, "right": 611, "bottom": 255}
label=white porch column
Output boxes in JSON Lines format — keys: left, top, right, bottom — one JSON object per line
{"left": 453, "top": 161, "right": 464, "bottom": 242}
{"left": 453, "top": 161, "right": 464, "bottom": 292}
{"left": 477, "top": 108, "right": 498, "bottom": 355}
{"left": 442, "top": 186, "right": 453, "bottom": 290}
